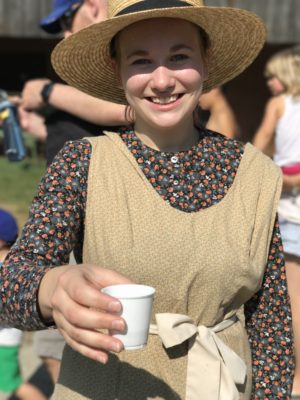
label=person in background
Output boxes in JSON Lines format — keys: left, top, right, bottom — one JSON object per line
{"left": 198, "top": 87, "right": 240, "bottom": 138}
{"left": 253, "top": 45, "right": 300, "bottom": 398}
{"left": 19, "top": 0, "right": 128, "bottom": 165}
{"left": 0, "top": 209, "right": 46, "bottom": 400}
{"left": 0, "top": 0, "right": 294, "bottom": 398}
{"left": 19, "top": 1, "right": 239, "bottom": 147}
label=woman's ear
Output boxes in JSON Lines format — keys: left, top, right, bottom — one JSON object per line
{"left": 85, "top": 0, "right": 99, "bottom": 18}
{"left": 63, "top": 30, "right": 72, "bottom": 38}
{"left": 111, "top": 59, "right": 123, "bottom": 89}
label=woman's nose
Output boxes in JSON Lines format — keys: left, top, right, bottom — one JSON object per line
{"left": 150, "top": 65, "right": 175, "bottom": 92}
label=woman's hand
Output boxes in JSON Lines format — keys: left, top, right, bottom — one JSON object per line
{"left": 38, "top": 264, "right": 131, "bottom": 364}
{"left": 18, "top": 106, "right": 47, "bottom": 141}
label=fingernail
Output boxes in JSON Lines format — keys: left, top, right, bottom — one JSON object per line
{"left": 111, "top": 319, "right": 125, "bottom": 331}
{"left": 108, "top": 301, "right": 121, "bottom": 313}
{"left": 97, "top": 355, "right": 107, "bottom": 364}
{"left": 112, "top": 341, "right": 123, "bottom": 353}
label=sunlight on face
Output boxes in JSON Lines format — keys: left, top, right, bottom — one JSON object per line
{"left": 114, "top": 18, "right": 207, "bottom": 137}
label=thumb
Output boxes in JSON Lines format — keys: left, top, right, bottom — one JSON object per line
{"left": 83, "top": 265, "right": 132, "bottom": 290}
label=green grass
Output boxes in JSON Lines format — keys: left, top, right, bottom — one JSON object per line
{"left": 0, "top": 155, "right": 46, "bottom": 227}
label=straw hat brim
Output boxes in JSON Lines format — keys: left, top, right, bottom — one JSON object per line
{"left": 51, "top": 6, "right": 266, "bottom": 104}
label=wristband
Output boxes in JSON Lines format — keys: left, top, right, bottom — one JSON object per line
{"left": 41, "top": 82, "right": 54, "bottom": 104}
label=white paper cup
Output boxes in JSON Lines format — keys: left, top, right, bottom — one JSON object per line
{"left": 101, "top": 284, "right": 155, "bottom": 350}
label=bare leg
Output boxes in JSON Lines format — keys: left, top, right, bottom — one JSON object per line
{"left": 41, "top": 356, "right": 61, "bottom": 385}
{"left": 15, "top": 382, "right": 47, "bottom": 400}
{"left": 285, "top": 254, "right": 300, "bottom": 394}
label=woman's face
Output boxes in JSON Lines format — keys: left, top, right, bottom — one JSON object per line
{"left": 266, "top": 76, "right": 285, "bottom": 96}
{"left": 116, "top": 18, "right": 207, "bottom": 135}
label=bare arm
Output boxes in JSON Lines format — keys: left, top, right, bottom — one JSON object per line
{"left": 48, "top": 84, "right": 128, "bottom": 125}
{"left": 282, "top": 173, "right": 300, "bottom": 191}
{"left": 199, "top": 88, "right": 240, "bottom": 139}
{"left": 252, "top": 96, "right": 283, "bottom": 154}
{"left": 21, "top": 79, "right": 128, "bottom": 126}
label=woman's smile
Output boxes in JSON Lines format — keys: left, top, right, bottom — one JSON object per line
{"left": 148, "top": 94, "right": 182, "bottom": 105}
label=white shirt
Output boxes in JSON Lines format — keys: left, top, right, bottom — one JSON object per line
{"left": 274, "top": 95, "right": 300, "bottom": 166}
{"left": 0, "top": 327, "right": 23, "bottom": 346}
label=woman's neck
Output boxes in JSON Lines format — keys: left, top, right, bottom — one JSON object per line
{"left": 134, "top": 120, "right": 199, "bottom": 153}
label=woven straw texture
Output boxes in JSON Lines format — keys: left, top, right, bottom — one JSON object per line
{"left": 51, "top": 134, "right": 282, "bottom": 399}
{"left": 51, "top": 0, "right": 266, "bottom": 104}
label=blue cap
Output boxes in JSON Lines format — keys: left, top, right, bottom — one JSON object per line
{"left": 0, "top": 209, "right": 18, "bottom": 244}
{"left": 39, "top": 0, "right": 82, "bottom": 34}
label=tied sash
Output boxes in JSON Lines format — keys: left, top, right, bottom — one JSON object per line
{"left": 150, "top": 313, "right": 246, "bottom": 400}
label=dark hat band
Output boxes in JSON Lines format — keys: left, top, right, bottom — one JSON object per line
{"left": 116, "top": 0, "right": 191, "bottom": 16}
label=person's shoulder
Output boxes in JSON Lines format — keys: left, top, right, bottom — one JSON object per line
{"left": 62, "top": 137, "right": 93, "bottom": 152}
{"left": 199, "top": 88, "right": 221, "bottom": 109}
{"left": 265, "top": 94, "right": 284, "bottom": 115}
{"left": 203, "top": 128, "right": 245, "bottom": 153}
{"left": 243, "top": 142, "right": 282, "bottom": 181}
{"left": 50, "top": 138, "right": 92, "bottom": 166}
{"left": 84, "top": 130, "right": 119, "bottom": 146}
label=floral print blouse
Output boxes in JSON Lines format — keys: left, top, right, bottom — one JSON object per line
{"left": 0, "top": 127, "right": 294, "bottom": 398}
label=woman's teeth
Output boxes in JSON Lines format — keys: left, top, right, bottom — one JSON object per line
{"left": 151, "top": 95, "right": 179, "bottom": 104}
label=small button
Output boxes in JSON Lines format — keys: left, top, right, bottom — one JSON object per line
{"left": 171, "top": 156, "right": 178, "bottom": 163}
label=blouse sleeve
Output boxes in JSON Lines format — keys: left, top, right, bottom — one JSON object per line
{"left": 245, "top": 217, "right": 294, "bottom": 399}
{"left": 0, "top": 139, "right": 92, "bottom": 330}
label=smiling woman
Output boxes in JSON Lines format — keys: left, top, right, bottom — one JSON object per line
{"left": 113, "top": 18, "right": 207, "bottom": 151}
{"left": 0, "top": 1, "right": 294, "bottom": 399}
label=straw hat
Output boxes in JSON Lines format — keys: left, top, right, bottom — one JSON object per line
{"left": 51, "top": 0, "right": 267, "bottom": 104}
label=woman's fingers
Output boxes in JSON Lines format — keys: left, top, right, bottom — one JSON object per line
{"left": 55, "top": 268, "right": 125, "bottom": 315}
{"left": 55, "top": 313, "right": 124, "bottom": 362}
{"left": 76, "top": 265, "right": 132, "bottom": 294}
{"left": 51, "top": 289, "right": 126, "bottom": 331}
{"left": 58, "top": 274, "right": 121, "bottom": 312}
{"left": 8, "top": 95, "right": 22, "bottom": 105}
{"left": 55, "top": 265, "right": 132, "bottom": 316}
{"left": 58, "top": 327, "right": 112, "bottom": 364}
{"left": 85, "top": 265, "right": 132, "bottom": 288}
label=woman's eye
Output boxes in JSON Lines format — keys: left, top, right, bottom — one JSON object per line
{"left": 132, "top": 58, "right": 150, "bottom": 65}
{"left": 171, "top": 54, "right": 189, "bottom": 62}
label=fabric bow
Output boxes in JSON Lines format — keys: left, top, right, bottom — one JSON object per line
{"left": 150, "top": 313, "right": 246, "bottom": 400}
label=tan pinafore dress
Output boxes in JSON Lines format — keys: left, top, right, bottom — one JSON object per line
{"left": 52, "top": 133, "right": 282, "bottom": 400}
